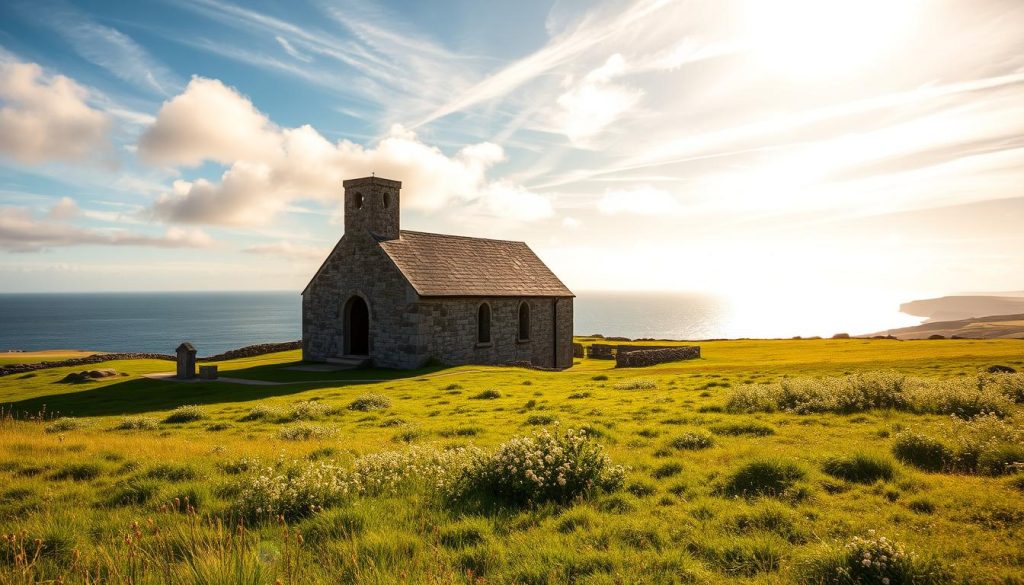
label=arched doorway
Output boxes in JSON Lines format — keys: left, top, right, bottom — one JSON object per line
{"left": 344, "top": 296, "right": 369, "bottom": 355}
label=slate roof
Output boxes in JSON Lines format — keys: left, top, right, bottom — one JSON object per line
{"left": 378, "top": 231, "right": 573, "bottom": 297}
{"left": 176, "top": 342, "right": 196, "bottom": 353}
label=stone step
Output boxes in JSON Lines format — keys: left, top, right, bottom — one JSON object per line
{"left": 325, "top": 355, "right": 371, "bottom": 368}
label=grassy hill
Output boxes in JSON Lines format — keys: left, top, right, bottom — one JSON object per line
{"left": 867, "top": 313, "right": 1024, "bottom": 340}
{"left": 1, "top": 338, "right": 1022, "bottom": 584}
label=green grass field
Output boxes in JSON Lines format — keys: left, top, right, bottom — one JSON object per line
{"left": 1, "top": 338, "right": 1022, "bottom": 584}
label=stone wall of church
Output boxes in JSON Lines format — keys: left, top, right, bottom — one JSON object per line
{"left": 418, "top": 296, "right": 573, "bottom": 369}
{"left": 302, "top": 231, "right": 425, "bottom": 369}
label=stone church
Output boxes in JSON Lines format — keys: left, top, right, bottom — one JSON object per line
{"left": 302, "top": 176, "right": 574, "bottom": 370}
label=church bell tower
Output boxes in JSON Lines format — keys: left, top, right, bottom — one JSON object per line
{"left": 343, "top": 176, "right": 401, "bottom": 240}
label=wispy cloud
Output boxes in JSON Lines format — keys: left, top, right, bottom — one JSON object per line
{"left": 0, "top": 206, "right": 214, "bottom": 252}
{"left": 18, "top": 0, "right": 181, "bottom": 95}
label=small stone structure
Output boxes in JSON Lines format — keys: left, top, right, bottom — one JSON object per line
{"left": 199, "top": 365, "right": 218, "bottom": 380}
{"left": 572, "top": 343, "right": 584, "bottom": 358}
{"left": 303, "top": 177, "right": 574, "bottom": 369}
{"left": 176, "top": 342, "right": 197, "bottom": 379}
{"left": 616, "top": 346, "right": 701, "bottom": 368}
{"left": 587, "top": 343, "right": 615, "bottom": 359}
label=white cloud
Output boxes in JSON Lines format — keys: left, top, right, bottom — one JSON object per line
{"left": 561, "top": 216, "right": 581, "bottom": 229}
{"left": 0, "top": 207, "right": 215, "bottom": 252}
{"left": 243, "top": 240, "right": 328, "bottom": 260}
{"left": 138, "top": 77, "right": 281, "bottom": 166}
{"left": 479, "top": 182, "right": 554, "bottom": 221}
{"left": 0, "top": 62, "right": 111, "bottom": 164}
{"left": 556, "top": 54, "right": 643, "bottom": 145}
{"left": 47, "top": 197, "right": 80, "bottom": 221}
{"left": 598, "top": 186, "right": 681, "bottom": 216}
{"left": 141, "top": 77, "right": 536, "bottom": 225}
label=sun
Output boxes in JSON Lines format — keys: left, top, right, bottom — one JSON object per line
{"left": 740, "top": 0, "right": 923, "bottom": 77}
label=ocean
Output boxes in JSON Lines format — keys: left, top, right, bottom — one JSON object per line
{"left": 0, "top": 291, "right": 921, "bottom": 354}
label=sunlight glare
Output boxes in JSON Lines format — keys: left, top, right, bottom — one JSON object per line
{"left": 741, "top": 0, "right": 922, "bottom": 76}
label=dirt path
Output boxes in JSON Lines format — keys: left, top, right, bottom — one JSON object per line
{"left": 141, "top": 369, "right": 488, "bottom": 386}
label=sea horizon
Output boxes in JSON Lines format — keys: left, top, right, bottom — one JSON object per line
{"left": 0, "top": 289, "right": 926, "bottom": 354}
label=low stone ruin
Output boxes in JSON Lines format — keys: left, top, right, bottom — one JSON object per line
{"left": 615, "top": 346, "right": 701, "bottom": 368}
{"left": 585, "top": 343, "right": 702, "bottom": 367}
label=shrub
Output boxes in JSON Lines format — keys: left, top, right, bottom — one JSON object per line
{"left": 525, "top": 414, "right": 556, "bottom": 425}
{"left": 51, "top": 463, "right": 102, "bottom": 481}
{"left": 235, "top": 460, "right": 350, "bottom": 521}
{"left": 163, "top": 405, "right": 206, "bottom": 423}
{"left": 652, "top": 462, "right": 684, "bottom": 479}
{"left": 351, "top": 445, "right": 479, "bottom": 497}
{"left": 799, "top": 532, "right": 950, "bottom": 584}
{"left": 146, "top": 464, "right": 198, "bottom": 481}
{"left": 444, "top": 383, "right": 463, "bottom": 391}
{"left": 892, "top": 432, "right": 951, "bottom": 472}
{"left": 627, "top": 480, "right": 657, "bottom": 497}
{"left": 668, "top": 431, "right": 716, "bottom": 450}
{"left": 470, "top": 389, "right": 501, "bottom": 400}
{"left": 348, "top": 394, "right": 391, "bottom": 411}
{"left": 44, "top": 417, "right": 88, "bottom": 433}
{"left": 613, "top": 379, "right": 657, "bottom": 390}
{"left": 821, "top": 453, "right": 896, "bottom": 483}
{"left": 709, "top": 422, "right": 775, "bottom": 437}
{"left": 278, "top": 423, "right": 337, "bottom": 441}
{"left": 454, "top": 428, "right": 625, "bottom": 505}
{"left": 113, "top": 416, "right": 158, "bottom": 430}
{"left": 286, "top": 400, "right": 343, "bottom": 421}
{"left": 568, "top": 392, "right": 591, "bottom": 399}
{"left": 239, "top": 404, "right": 281, "bottom": 421}
{"left": 722, "top": 459, "right": 807, "bottom": 498}
{"left": 557, "top": 509, "right": 596, "bottom": 533}
{"left": 986, "top": 372, "right": 1024, "bottom": 403}
{"left": 592, "top": 375, "right": 609, "bottom": 381}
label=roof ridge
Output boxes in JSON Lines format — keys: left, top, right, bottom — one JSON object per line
{"left": 395, "top": 230, "right": 526, "bottom": 245}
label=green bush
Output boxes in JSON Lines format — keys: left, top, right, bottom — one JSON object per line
{"left": 799, "top": 532, "right": 950, "bottom": 584}
{"left": 470, "top": 389, "right": 501, "bottom": 400}
{"left": 239, "top": 404, "right": 280, "bottom": 421}
{"left": 146, "top": 463, "right": 198, "bottom": 481}
{"left": 613, "top": 379, "right": 656, "bottom": 390}
{"left": 348, "top": 394, "right": 391, "bottom": 411}
{"left": 44, "top": 417, "right": 88, "bottom": 433}
{"left": 892, "top": 432, "right": 951, "bottom": 472}
{"left": 455, "top": 428, "right": 625, "bottom": 505}
{"left": 722, "top": 459, "right": 807, "bottom": 498}
{"left": 821, "top": 453, "right": 896, "bottom": 483}
{"left": 525, "top": 414, "right": 556, "bottom": 425}
{"left": 163, "top": 405, "right": 206, "bottom": 424}
{"left": 106, "top": 477, "right": 162, "bottom": 507}
{"left": 278, "top": 423, "right": 337, "bottom": 441}
{"left": 438, "top": 518, "right": 489, "bottom": 549}
{"left": 113, "top": 416, "right": 158, "bottom": 430}
{"left": 668, "top": 431, "right": 716, "bottom": 450}
{"left": 709, "top": 422, "right": 775, "bottom": 437}
{"left": 652, "top": 462, "right": 684, "bottom": 479}
{"left": 50, "top": 463, "right": 102, "bottom": 481}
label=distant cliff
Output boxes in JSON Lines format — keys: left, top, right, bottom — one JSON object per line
{"left": 899, "top": 294, "right": 1024, "bottom": 323}
{"left": 866, "top": 313, "right": 1024, "bottom": 340}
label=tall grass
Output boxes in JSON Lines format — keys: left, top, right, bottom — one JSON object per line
{"left": 727, "top": 371, "right": 1018, "bottom": 417}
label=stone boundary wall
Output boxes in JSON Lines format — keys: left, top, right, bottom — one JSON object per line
{"left": 0, "top": 353, "right": 174, "bottom": 377}
{"left": 587, "top": 343, "right": 615, "bottom": 359}
{"left": 572, "top": 343, "right": 584, "bottom": 358}
{"left": 0, "top": 341, "right": 303, "bottom": 377}
{"left": 616, "top": 346, "right": 701, "bottom": 368}
{"left": 202, "top": 341, "right": 302, "bottom": 361}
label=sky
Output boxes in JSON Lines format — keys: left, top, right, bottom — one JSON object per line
{"left": 1, "top": 0, "right": 1022, "bottom": 326}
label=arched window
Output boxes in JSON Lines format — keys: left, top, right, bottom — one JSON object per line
{"left": 354, "top": 192, "right": 364, "bottom": 209}
{"left": 477, "top": 303, "right": 491, "bottom": 344}
{"left": 518, "top": 301, "right": 530, "bottom": 341}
